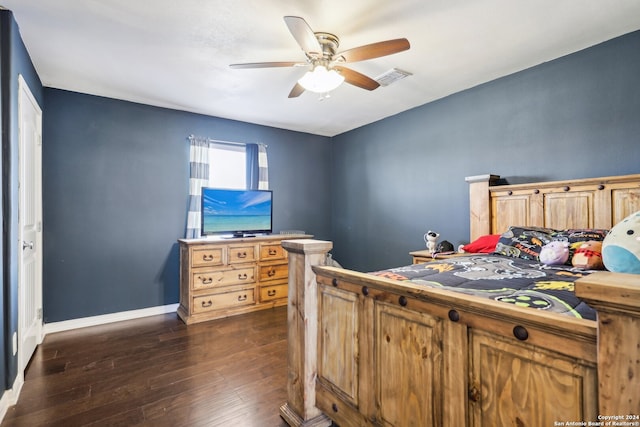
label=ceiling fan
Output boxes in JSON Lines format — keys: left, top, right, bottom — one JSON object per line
{"left": 230, "top": 16, "right": 410, "bottom": 98}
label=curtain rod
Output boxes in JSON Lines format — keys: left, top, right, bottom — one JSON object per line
{"left": 188, "top": 134, "right": 267, "bottom": 148}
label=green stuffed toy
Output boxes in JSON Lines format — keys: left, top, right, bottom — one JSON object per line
{"left": 602, "top": 210, "right": 640, "bottom": 274}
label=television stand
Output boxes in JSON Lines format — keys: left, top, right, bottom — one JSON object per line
{"left": 177, "top": 234, "right": 312, "bottom": 324}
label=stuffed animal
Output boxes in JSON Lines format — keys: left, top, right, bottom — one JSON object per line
{"left": 539, "top": 241, "right": 570, "bottom": 265}
{"left": 572, "top": 240, "right": 604, "bottom": 270}
{"left": 424, "top": 231, "right": 439, "bottom": 254}
{"left": 602, "top": 210, "right": 640, "bottom": 274}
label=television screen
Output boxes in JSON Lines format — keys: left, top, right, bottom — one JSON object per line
{"left": 201, "top": 188, "right": 273, "bottom": 237}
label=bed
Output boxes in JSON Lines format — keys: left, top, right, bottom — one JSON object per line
{"left": 279, "top": 173, "right": 640, "bottom": 427}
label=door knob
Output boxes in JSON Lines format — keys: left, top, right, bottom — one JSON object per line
{"left": 22, "top": 241, "right": 34, "bottom": 250}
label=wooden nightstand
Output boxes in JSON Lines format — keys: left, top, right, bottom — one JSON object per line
{"left": 409, "top": 249, "right": 466, "bottom": 264}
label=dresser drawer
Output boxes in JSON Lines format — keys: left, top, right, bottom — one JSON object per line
{"left": 192, "top": 288, "right": 255, "bottom": 314}
{"left": 178, "top": 235, "right": 310, "bottom": 324}
{"left": 260, "top": 243, "right": 285, "bottom": 261}
{"left": 259, "top": 263, "right": 288, "bottom": 282}
{"left": 191, "top": 247, "right": 224, "bottom": 267}
{"left": 260, "top": 283, "right": 288, "bottom": 302}
{"left": 228, "top": 244, "right": 257, "bottom": 264}
{"left": 192, "top": 266, "right": 255, "bottom": 290}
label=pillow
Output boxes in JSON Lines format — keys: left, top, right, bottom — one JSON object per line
{"left": 602, "top": 210, "right": 640, "bottom": 274}
{"left": 493, "top": 226, "right": 557, "bottom": 261}
{"left": 461, "top": 234, "right": 500, "bottom": 253}
{"left": 557, "top": 229, "right": 609, "bottom": 243}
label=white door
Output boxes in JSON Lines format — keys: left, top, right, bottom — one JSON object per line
{"left": 18, "top": 74, "right": 43, "bottom": 372}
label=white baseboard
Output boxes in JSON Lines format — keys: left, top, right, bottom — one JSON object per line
{"left": 0, "top": 372, "right": 24, "bottom": 423}
{"left": 43, "top": 303, "right": 179, "bottom": 335}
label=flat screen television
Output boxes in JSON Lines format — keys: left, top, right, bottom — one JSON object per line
{"left": 201, "top": 187, "right": 273, "bottom": 237}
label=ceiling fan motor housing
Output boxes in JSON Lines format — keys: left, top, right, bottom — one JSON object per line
{"left": 313, "top": 32, "right": 340, "bottom": 60}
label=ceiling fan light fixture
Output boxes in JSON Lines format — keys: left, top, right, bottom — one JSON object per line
{"left": 298, "top": 65, "right": 344, "bottom": 93}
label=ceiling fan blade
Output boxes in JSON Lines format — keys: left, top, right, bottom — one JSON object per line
{"left": 334, "top": 66, "right": 380, "bottom": 91}
{"left": 333, "top": 38, "right": 410, "bottom": 63}
{"left": 284, "top": 16, "right": 322, "bottom": 56}
{"left": 288, "top": 83, "right": 305, "bottom": 98}
{"left": 230, "top": 61, "right": 306, "bottom": 69}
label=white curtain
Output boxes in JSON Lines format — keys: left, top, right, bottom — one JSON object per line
{"left": 185, "top": 137, "right": 211, "bottom": 238}
{"left": 258, "top": 144, "right": 269, "bottom": 190}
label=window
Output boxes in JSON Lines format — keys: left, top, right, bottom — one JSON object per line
{"left": 185, "top": 137, "right": 268, "bottom": 238}
{"left": 208, "top": 144, "right": 246, "bottom": 189}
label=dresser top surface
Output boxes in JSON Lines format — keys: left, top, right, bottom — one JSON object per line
{"left": 178, "top": 234, "right": 312, "bottom": 246}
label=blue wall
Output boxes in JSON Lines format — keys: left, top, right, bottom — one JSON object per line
{"left": 331, "top": 30, "right": 640, "bottom": 272}
{"left": 1, "top": 10, "right": 43, "bottom": 389}
{"left": 43, "top": 90, "right": 332, "bottom": 322}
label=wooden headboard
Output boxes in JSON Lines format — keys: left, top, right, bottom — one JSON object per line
{"left": 466, "top": 173, "right": 640, "bottom": 241}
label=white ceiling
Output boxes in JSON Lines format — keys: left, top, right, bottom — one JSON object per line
{"left": 2, "top": 1, "right": 640, "bottom": 137}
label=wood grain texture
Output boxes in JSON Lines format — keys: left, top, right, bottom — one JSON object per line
{"left": 313, "top": 269, "right": 602, "bottom": 426}
{"left": 178, "top": 235, "right": 310, "bottom": 324}
{"left": 280, "top": 239, "right": 333, "bottom": 427}
{"left": 2, "top": 308, "right": 292, "bottom": 427}
{"left": 375, "top": 302, "right": 442, "bottom": 427}
{"left": 478, "top": 173, "right": 640, "bottom": 234}
{"left": 465, "top": 174, "right": 500, "bottom": 240}
{"left": 576, "top": 272, "right": 640, "bottom": 415}
{"left": 317, "top": 286, "right": 359, "bottom": 404}
{"left": 470, "top": 329, "right": 596, "bottom": 426}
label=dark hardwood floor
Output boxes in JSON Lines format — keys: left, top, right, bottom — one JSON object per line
{"left": 2, "top": 306, "right": 291, "bottom": 427}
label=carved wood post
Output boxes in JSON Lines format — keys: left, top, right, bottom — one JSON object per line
{"left": 280, "top": 239, "right": 333, "bottom": 427}
{"left": 575, "top": 272, "right": 640, "bottom": 416}
{"left": 465, "top": 174, "right": 500, "bottom": 241}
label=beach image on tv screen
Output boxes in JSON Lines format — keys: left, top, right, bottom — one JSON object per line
{"left": 202, "top": 189, "right": 272, "bottom": 233}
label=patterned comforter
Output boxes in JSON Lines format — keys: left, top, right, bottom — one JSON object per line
{"left": 370, "top": 254, "right": 596, "bottom": 320}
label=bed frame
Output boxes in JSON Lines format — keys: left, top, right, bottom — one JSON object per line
{"left": 279, "top": 173, "right": 640, "bottom": 427}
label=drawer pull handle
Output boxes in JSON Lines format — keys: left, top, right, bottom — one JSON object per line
{"left": 237, "top": 252, "right": 247, "bottom": 258}
{"left": 200, "top": 277, "right": 213, "bottom": 285}
{"left": 202, "top": 254, "right": 215, "bottom": 262}
{"left": 201, "top": 300, "right": 213, "bottom": 308}
{"left": 267, "top": 268, "right": 276, "bottom": 277}
{"left": 398, "top": 296, "right": 408, "bottom": 307}
{"left": 238, "top": 294, "right": 248, "bottom": 302}
{"left": 268, "top": 248, "right": 278, "bottom": 256}
{"left": 238, "top": 273, "right": 248, "bottom": 280}
{"left": 267, "top": 289, "right": 277, "bottom": 297}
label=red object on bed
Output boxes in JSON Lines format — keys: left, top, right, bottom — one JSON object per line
{"left": 461, "top": 234, "right": 500, "bottom": 253}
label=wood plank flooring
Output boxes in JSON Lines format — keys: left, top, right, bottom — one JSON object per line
{"left": 2, "top": 306, "right": 293, "bottom": 427}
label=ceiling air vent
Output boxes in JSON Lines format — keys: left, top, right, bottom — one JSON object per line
{"left": 375, "top": 68, "right": 412, "bottom": 87}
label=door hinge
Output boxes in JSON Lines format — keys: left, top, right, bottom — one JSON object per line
{"left": 37, "top": 221, "right": 42, "bottom": 232}
{"left": 37, "top": 308, "right": 43, "bottom": 320}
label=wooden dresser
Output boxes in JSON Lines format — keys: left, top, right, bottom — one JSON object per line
{"left": 177, "top": 234, "right": 311, "bottom": 324}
